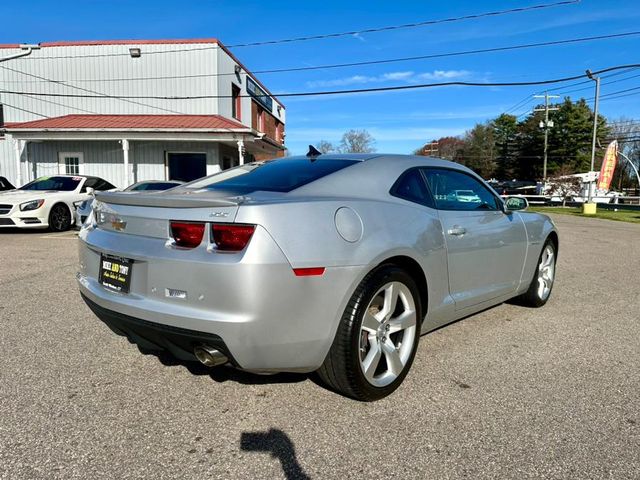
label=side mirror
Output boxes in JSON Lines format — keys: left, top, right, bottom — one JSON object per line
{"left": 86, "top": 187, "right": 95, "bottom": 196}
{"left": 503, "top": 196, "right": 528, "bottom": 213}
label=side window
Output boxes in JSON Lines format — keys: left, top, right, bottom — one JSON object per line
{"left": 390, "top": 168, "right": 435, "bottom": 208}
{"left": 81, "top": 177, "right": 96, "bottom": 193}
{"left": 95, "top": 179, "right": 116, "bottom": 191}
{"left": 422, "top": 168, "right": 499, "bottom": 211}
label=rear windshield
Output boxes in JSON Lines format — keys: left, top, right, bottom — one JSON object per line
{"left": 20, "top": 176, "right": 82, "bottom": 191}
{"left": 188, "top": 158, "right": 359, "bottom": 193}
{"left": 126, "top": 182, "right": 181, "bottom": 191}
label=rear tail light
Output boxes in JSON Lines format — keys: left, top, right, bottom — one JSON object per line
{"left": 211, "top": 224, "right": 255, "bottom": 251}
{"left": 293, "top": 267, "right": 325, "bottom": 277}
{"left": 170, "top": 221, "right": 205, "bottom": 249}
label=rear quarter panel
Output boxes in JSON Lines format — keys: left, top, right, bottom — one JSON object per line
{"left": 235, "top": 198, "right": 451, "bottom": 328}
{"left": 516, "top": 211, "right": 558, "bottom": 291}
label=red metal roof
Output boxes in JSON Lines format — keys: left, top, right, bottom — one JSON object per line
{"left": 5, "top": 114, "right": 248, "bottom": 131}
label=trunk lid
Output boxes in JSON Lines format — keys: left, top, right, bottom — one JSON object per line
{"left": 93, "top": 189, "right": 245, "bottom": 238}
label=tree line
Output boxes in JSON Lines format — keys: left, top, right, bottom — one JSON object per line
{"left": 315, "top": 98, "right": 639, "bottom": 188}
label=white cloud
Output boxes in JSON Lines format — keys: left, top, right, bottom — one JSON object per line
{"left": 305, "top": 69, "right": 471, "bottom": 88}
{"left": 352, "top": 33, "right": 366, "bottom": 42}
{"left": 417, "top": 70, "right": 470, "bottom": 80}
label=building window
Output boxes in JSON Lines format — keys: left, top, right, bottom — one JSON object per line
{"left": 232, "top": 84, "right": 241, "bottom": 120}
{"left": 275, "top": 120, "right": 284, "bottom": 143}
{"left": 257, "top": 106, "right": 264, "bottom": 132}
{"left": 58, "top": 152, "right": 84, "bottom": 175}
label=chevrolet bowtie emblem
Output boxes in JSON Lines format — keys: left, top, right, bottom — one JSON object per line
{"left": 111, "top": 218, "right": 127, "bottom": 231}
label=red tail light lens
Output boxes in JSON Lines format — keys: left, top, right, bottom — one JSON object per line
{"left": 293, "top": 267, "right": 325, "bottom": 277}
{"left": 211, "top": 224, "right": 256, "bottom": 251}
{"left": 170, "top": 221, "right": 205, "bottom": 249}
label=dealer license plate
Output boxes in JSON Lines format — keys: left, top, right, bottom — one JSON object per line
{"left": 99, "top": 254, "right": 133, "bottom": 294}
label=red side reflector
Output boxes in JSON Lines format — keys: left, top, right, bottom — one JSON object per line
{"left": 211, "top": 224, "right": 256, "bottom": 251}
{"left": 170, "top": 221, "right": 205, "bottom": 249}
{"left": 293, "top": 267, "right": 325, "bottom": 277}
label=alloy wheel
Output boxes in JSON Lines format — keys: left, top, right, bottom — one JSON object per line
{"left": 358, "top": 281, "right": 417, "bottom": 387}
{"left": 537, "top": 244, "right": 555, "bottom": 300}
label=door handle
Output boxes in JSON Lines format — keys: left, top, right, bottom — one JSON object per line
{"left": 447, "top": 226, "right": 467, "bottom": 236}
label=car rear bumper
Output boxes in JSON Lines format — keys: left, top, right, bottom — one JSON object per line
{"left": 77, "top": 226, "right": 365, "bottom": 373}
{"left": 81, "top": 293, "right": 238, "bottom": 365}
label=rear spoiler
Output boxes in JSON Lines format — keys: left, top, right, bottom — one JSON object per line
{"left": 95, "top": 190, "right": 243, "bottom": 208}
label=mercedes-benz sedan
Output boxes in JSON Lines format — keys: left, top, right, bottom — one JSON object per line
{"left": 77, "top": 153, "right": 558, "bottom": 401}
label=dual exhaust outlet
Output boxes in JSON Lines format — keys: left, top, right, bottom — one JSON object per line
{"left": 193, "top": 345, "right": 228, "bottom": 367}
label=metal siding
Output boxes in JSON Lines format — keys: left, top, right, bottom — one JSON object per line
{"left": 23, "top": 140, "right": 222, "bottom": 187}
{"left": 28, "top": 141, "right": 123, "bottom": 184}
{"left": 0, "top": 139, "right": 16, "bottom": 183}
{"left": 0, "top": 43, "right": 219, "bottom": 121}
{"left": 0, "top": 42, "right": 283, "bottom": 185}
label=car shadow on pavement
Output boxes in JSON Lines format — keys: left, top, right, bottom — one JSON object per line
{"left": 140, "top": 348, "right": 310, "bottom": 385}
{"left": 240, "top": 428, "right": 311, "bottom": 480}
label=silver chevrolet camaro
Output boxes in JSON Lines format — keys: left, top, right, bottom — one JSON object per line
{"left": 77, "top": 152, "right": 558, "bottom": 401}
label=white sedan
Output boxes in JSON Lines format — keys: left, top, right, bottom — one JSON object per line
{"left": 0, "top": 175, "right": 116, "bottom": 231}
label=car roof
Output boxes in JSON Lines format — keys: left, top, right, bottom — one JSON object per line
{"left": 290, "top": 154, "right": 484, "bottom": 198}
{"left": 282, "top": 153, "right": 381, "bottom": 162}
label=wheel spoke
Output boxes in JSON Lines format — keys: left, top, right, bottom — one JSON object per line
{"left": 362, "top": 340, "right": 382, "bottom": 381}
{"left": 387, "top": 309, "right": 416, "bottom": 334}
{"left": 382, "top": 339, "right": 404, "bottom": 376}
{"left": 361, "top": 311, "right": 380, "bottom": 333}
{"left": 381, "top": 283, "right": 399, "bottom": 319}
{"left": 537, "top": 278, "right": 545, "bottom": 298}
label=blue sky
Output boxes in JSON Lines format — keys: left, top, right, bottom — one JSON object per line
{"left": 2, "top": 0, "right": 640, "bottom": 154}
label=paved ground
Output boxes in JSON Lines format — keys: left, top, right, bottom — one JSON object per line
{"left": 0, "top": 215, "right": 638, "bottom": 480}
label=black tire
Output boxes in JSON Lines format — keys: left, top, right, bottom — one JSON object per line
{"left": 515, "top": 238, "right": 557, "bottom": 308}
{"left": 49, "top": 203, "right": 72, "bottom": 232}
{"left": 317, "top": 265, "right": 422, "bottom": 401}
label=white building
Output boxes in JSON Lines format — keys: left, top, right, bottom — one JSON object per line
{"left": 0, "top": 39, "right": 286, "bottom": 188}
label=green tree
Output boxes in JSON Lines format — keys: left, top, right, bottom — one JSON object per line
{"left": 492, "top": 114, "right": 519, "bottom": 180}
{"left": 516, "top": 98, "right": 610, "bottom": 179}
{"left": 460, "top": 123, "right": 496, "bottom": 179}
{"left": 547, "top": 98, "right": 609, "bottom": 173}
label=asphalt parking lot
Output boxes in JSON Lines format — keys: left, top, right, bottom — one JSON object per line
{"left": 0, "top": 215, "right": 638, "bottom": 480}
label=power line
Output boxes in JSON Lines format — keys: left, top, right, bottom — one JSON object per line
{"left": 505, "top": 95, "right": 537, "bottom": 115}
{"left": 0, "top": 63, "right": 185, "bottom": 114}
{"left": 504, "top": 68, "right": 639, "bottom": 115}
{"left": 225, "top": 0, "right": 581, "bottom": 48}
{"left": 15, "top": 0, "right": 581, "bottom": 59}
{"left": 19, "top": 92, "right": 98, "bottom": 114}
{"left": 599, "top": 89, "right": 640, "bottom": 102}
{"left": 1, "top": 102, "right": 49, "bottom": 118}
{"left": 3, "top": 63, "right": 639, "bottom": 101}
{"left": 506, "top": 68, "right": 640, "bottom": 117}
{"left": 11, "top": 29, "right": 640, "bottom": 80}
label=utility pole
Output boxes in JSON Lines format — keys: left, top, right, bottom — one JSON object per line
{"left": 534, "top": 92, "right": 559, "bottom": 184}
{"left": 586, "top": 69, "right": 601, "bottom": 205}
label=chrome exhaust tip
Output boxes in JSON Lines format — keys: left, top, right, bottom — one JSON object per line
{"left": 193, "top": 345, "right": 228, "bottom": 367}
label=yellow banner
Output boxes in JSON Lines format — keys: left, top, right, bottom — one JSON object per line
{"left": 597, "top": 140, "right": 618, "bottom": 191}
